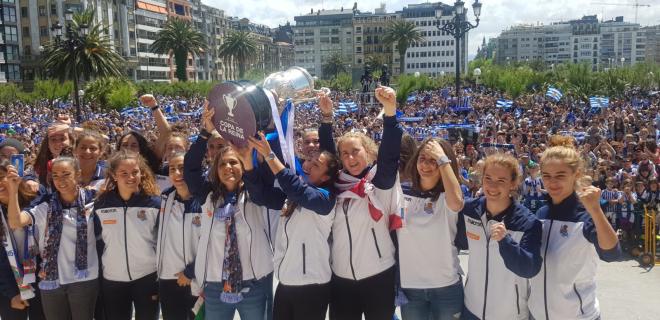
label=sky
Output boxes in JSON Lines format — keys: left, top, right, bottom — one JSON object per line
{"left": 205, "top": 0, "right": 660, "bottom": 59}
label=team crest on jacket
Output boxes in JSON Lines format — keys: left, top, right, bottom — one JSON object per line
{"left": 137, "top": 210, "right": 147, "bottom": 221}
{"left": 192, "top": 215, "right": 201, "bottom": 227}
{"left": 560, "top": 225, "right": 569, "bottom": 237}
{"left": 424, "top": 201, "right": 434, "bottom": 214}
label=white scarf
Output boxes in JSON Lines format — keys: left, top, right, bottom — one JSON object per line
{"left": 1, "top": 208, "right": 36, "bottom": 300}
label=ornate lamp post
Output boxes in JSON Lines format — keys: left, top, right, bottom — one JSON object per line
{"left": 436, "top": 0, "right": 481, "bottom": 99}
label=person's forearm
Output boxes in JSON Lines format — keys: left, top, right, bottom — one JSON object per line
{"left": 7, "top": 192, "right": 30, "bottom": 228}
{"left": 152, "top": 107, "right": 172, "bottom": 159}
{"left": 265, "top": 157, "right": 285, "bottom": 176}
{"left": 589, "top": 206, "right": 618, "bottom": 250}
{"left": 439, "top": 164, "right": 463, "bottom": 212}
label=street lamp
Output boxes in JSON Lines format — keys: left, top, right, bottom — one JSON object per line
{"left": 51, "top": 9, "right": 87, "bottom": 123}
{"left": 620, "top": 57, "right": 625, "bottom": 68}
{"left": 473, "top": 67, "right": 481, "bottom": 86}
{"left": 437, "top": 0, "right": 481, "bottom": 100}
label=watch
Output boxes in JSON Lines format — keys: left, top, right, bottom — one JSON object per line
{"left": 437, "top": 155, "right": 451, "bottom": 166}
{"left": 266, "top": 151, "right": 277, "bottom": 162}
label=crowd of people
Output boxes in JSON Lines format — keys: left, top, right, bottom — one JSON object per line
{"left": 0, "top": 81, "right": 657, "bottom": 320}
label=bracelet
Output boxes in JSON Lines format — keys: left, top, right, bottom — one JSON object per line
{"left": 199, "top": 129, "right": 211, "bottom": 140}
{"left": 321, "top": 113, "right": 333, "bottom": 123}
{"left": 150, "top": 105, "right": 159, "bottom": 111}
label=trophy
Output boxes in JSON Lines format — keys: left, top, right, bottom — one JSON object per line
{"left": 208, "top": 67, "right": 330, "bottom": 146}
{"left": 262, "top": 66, "right": 331, "bottom": 106}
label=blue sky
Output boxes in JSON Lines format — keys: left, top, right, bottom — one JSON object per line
{"left": 205, "top": 0, "right": 660, "bottom": 59}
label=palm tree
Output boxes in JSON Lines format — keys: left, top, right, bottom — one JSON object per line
{"left": 42, "top": 8, "right": 125, "bottom": 82}
{"left": 150, "top": 18, "right": 207, "bottom": 82}
{"left": 322, "top": 52, "right": 346, "bottom": 79}
{"left": 218, "top": 31, "right": 258, "bottom": 79}
{"left": 383, "top": 20, "right": 424, "bottom": 76}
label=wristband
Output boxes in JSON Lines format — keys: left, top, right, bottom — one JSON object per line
{"left": 321, "top": 113, "right": 333, "bottom": 124}
{"left": 199, "top": 129, "right": 211, "bottom": 140}
{"left": 150, "top": 105, "right": 159, "bottom": 111}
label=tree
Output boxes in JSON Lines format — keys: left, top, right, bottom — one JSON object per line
{"left": 150, "top": 18, "right": 207, "bottom": 82}
{"left": 365, "top": 55, "right": 386, "bottom": 74}
{"left": 41, "top": 8, "right": 125, "bottom": 82}
{"left": 383, "top": 20, "right": 423, "bottom": 76}
{"left": 33, "top": 79, "right": 73, "bottom": 104}
{"left": 218, "top": 31, "right": 258, "bottom": 79}
{"left": 322, "top": 52, "right": 346, "bottom": 79}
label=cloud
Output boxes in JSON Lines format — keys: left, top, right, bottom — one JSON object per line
{"left": 203, "top": 0, "right": 660, "bottom": 59}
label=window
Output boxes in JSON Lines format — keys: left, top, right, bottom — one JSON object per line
{"left": 5, "top": 65, "right": 20, "bottom": 80}
{"left": 4, "top": 26, "right": 18, "bottom": 42}
{"left": 21, "top": 6, "right": 28, "bottom": 17}
{"left": 3, "top": 7, "right": 16, "bottom": 22}
{"left": 39, "top": 6, "right": 46, "bottom": 16}
{"left": 40, "top": 26, "right": 49, "bottom": 37}
{"left": 22, "top": 27, "right": 29, "bottom": 36}
{"left": 51, "top": 4, "right": 57, "bottom": 15}
{"left": 5, "top": 45, "right": 19, "bottom": 60}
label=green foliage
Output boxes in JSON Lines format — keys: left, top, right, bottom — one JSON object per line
{"left": 466, "top": 59, "right": 660, "bottom": 101}
{"left": 33, "top": 79, "right": 74, "bottom": 103}
{"left": 150, "top": 18, "right": 208, "bottom": 82}
{"left": 0, "top": 83, "right": 21, "bottom": 105}
{"left": 393, "top": 74, "right": 440, "bottom": 106}
{"left": 84, "top": 77, "right": 132, "bottom": 107}
{"left": 316, "top": 72, "right": 354, "bottom": 92}
{"left": 134, "top": 81, "right": 214, "bottom": 98}
{"left": 218, "top": 31, "right": 258, "bottom": 79}
{"left": 322, "top": 52, "right": 347, "bottom": 79}
{"left": 383, "top": 20, "right": 423, "bottom": 76}
{"left": 106, "top": 82, "right": 137, "bottom": 110}
{"left": 41, "top": 7, "right": 125, "bottom": 82}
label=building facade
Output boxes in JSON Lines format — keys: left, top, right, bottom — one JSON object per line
{"left": 293, "top": 8, "right": 355, "bottom": 78}
{"left": 1, "top": 0, "right": 21, "bottom": 83}
{"left": 352, "top": 5, "right": 399, "bottom": 75}
{"left": 642, "top": 25, "right": 660, "bottom": 65}
{"left": 398, "top": 2, "right": 468, "bottom": 77}
{"left": 495, "top": 15, "right": 647, "bottom": 70}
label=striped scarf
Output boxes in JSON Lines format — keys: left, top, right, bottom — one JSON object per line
{"left": 39, "top": 188, "right": 89, "bottom": 290}
{"left": 0, "top": 208, "right": 36, "bottom": 300}
{"left": 335, "top": 166, "right": 403, "bottom": 231}
{"left": 216, "top": 193, "right": 242, "bottom": 304}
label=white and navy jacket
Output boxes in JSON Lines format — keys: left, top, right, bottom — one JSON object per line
{"left": 528, "top": 194, "right": 621, "bottom": 320}
{"left": 184, "top": 135, "right": 275, "bottom": 291}
{"left": 27, "top": 189, "right": 98, "bottom": 285}
{"left": 246, "top": 167, "right": 335, "bottom": 286}
{"left": 319, "top": 115, "right": 403, "bottom": 281}
{"left": 460, "top": 197, "right": 543, "bottom": 320}
{"left": 93, "top": 191, "right": 160, "bottom": 282}
{"left": 397, "top": 187, "right": 467, "bottom": 289}
{"left": 156, "top": 187, "right": 202, "bottom": 286}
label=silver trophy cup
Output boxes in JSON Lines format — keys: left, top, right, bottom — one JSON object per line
{"left": 262, "top": 67, "right": 331, "bottom": 105}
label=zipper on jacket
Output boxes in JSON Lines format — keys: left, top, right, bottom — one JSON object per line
{"left": 480, "top": 219, "right": 490, "bottom": 320}
{"left": 573, "top": 284, "right": 584, "bottom": 315}
{"left": 342, "top": 199, "right": 357, "bottom": 280}
{"left": 543, "top": 220, "right": 555, "bottom": 320}
{"left": 242, "top": 201, "right": 256, "bottom": 279}
{"left": 277, "top": 216, "right": 291, "bottom": 280}
{"left": 182, "top": 207, "right": 187, "bottom": 266}
{"left": 515, "top": 284, "right": 520, "bottom": 315}
{"left": 371, "top": 228, "right": 382, "bottom": 258}
{"left": 123, "top": 204, "right": 133, "bottom": 281}
{"left": 302, "top": 243, "right": 306, "bottom": 275}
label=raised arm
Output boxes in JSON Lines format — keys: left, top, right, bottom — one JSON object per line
{"left": 6, "top": 165, "right": 32, "bottom": 228}
{"left": 372, "top": 86, "right": 403, "bottom": 190}
{"left": 236, "top": 139, "right": 286, "bottom": 210}
{"left": 140, "top": 94, "right": 173, "bottom": 161}
{"left": 184, "top": 102, "right": 213, "bottom": 197}
{"left": 318, "top": 93, "right": 336, "bottom": 154}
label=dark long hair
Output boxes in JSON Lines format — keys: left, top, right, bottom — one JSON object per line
{"left": 34, "top": 131, "right": 75, "bottom": 186}
{"left": 117, "top": 131, "right": 160, "bottom": 174}
{"left": 282, "top": 150, "right": 340, "bottom": 217}
{"left": 405, "top": 137, "right": 460, "bottom": 201}
{"left": 208, "top": 146, "right": 244, "bottom": 205}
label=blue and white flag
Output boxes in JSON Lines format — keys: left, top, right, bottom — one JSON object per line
{"left": 545, "top": 87, "right": 563, "bottom": 102}
{"left": 589, "top": 96, "right": 609, "bottom": 108}
{"left": 496, "top": 99, "right": 513, "bottom": 108}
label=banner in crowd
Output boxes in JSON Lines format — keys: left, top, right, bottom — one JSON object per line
{"left": 545, "top": 86, "right": 563, "bottom": 102}
{"left": 496, "top": 99, "right": 513, "bottom": 108}
{"left": 589, "top": 96, "right": 610, "bottom": 108}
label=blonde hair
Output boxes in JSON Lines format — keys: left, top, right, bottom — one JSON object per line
{"left": 481, "top": 153, "right": 523, "bottom": 186}
{"left": 98, "top": 150, "right": 160, "bottom": 198}
{"left": 336, "top": 132, "right": 378, "bottom": 163}
{"left": 540, "top": 135, "right": 584, "bottom": 175}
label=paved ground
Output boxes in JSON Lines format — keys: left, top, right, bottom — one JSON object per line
{"left": 223, "top": 252, "right": 660, "bottom": 319}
